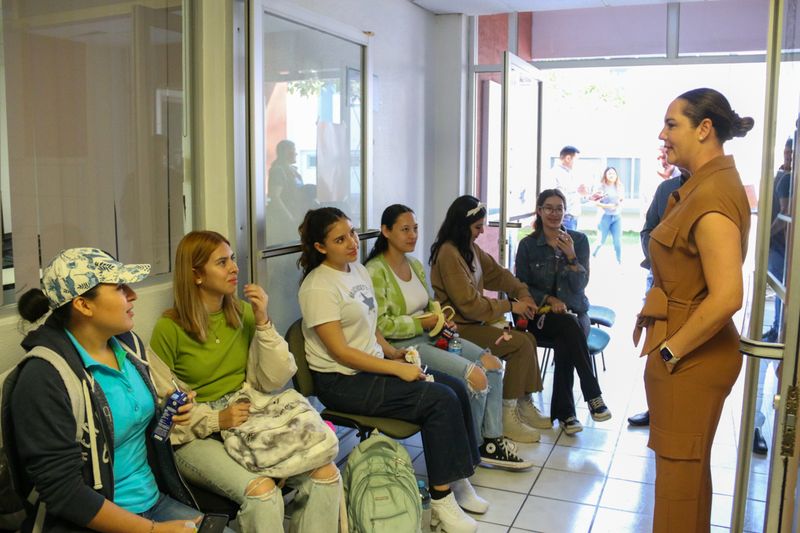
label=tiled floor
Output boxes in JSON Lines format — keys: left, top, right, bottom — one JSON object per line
{"left": 329, "top": 243, "right": 772, "bottom": 532}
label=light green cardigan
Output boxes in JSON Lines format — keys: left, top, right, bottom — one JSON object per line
{"left": 365, "top": 254, "right": 434, "bottom": 340}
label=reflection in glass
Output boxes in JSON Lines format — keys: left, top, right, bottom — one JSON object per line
{"left": 261, "top": 252, "right": 303, "bottom": 336}
{"left": 0, "top": 1, "right": 185, "bottom": 303}
{"left": 261, "top": 13, "right": 362, "bottom": 247}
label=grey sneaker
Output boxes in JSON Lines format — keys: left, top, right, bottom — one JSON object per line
{"left": 502, "top": 403, "right": 541, "bottom": 443}
{"left": 516, "top": 396, "right": 553, "bottom": 429}
{"left": 560, "top": 416, "right": 583, "bottom": 435}
{"left": 588, "top": 396, "right": 612, "bottom": 422}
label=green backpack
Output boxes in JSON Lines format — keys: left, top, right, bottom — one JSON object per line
{"left": 343, "top": 432, "right": 422, "bottom": 533}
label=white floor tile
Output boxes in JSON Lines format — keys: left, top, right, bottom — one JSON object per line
{"left": 607, "top": 453, "right": 656, "bottom": 485}
{"left": 468, "top": 486, "right": 526, "bottom": 527}
{"left": 599, "top": 478, "right": 654, "bottom": 515}
{"left": 544, "top": 445, "right": 613, "bottom": 476}
{"left": 474, "top": 521, "right": 509, "bottom": 532}
{"left": 513, "top": 441, "right": 556, "bottom": 467}
{"left": 530, "top": 468, "right": 605, "bottom": 505}
{"left": 556, "top": 426, "right": 618, "bottom": 453}
{"left": 591, "top": 507, "right": 652, "bottom": 533}
{"left": 471, "top": 464, "right": 541, "bottom": 494}
{"left": 514, "top": 496, "right": 595, "bottom": 533}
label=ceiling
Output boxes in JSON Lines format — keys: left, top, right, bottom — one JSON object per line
{"left": 410, "top": 0, "right": 733, "bottom": 15}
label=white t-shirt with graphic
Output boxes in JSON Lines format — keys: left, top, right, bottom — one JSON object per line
{"left": 299, "top": 262, "right": 384, "bottom": 375}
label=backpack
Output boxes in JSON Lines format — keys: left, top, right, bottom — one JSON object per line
{"left": 0, "top": 347, "right": 87, "bottom": 531}
{"left": 343, "top": 432, "right": 421, "bottom": 533}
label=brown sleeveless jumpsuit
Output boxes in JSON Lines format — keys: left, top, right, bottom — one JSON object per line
{"left": 640, "top": 155, "right": 750, "bottom": 532}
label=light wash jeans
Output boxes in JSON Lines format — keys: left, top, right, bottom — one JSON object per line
{"left": 391, "top": 334, "right": 503, "bottom": 440}
{"left": 175, "top": 395, "right": 340, "bottom": 533}
{"left": 139, "top": 493, "right": 235, "bottom": 533}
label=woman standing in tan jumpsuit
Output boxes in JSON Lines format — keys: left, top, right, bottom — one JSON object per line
{"left": 635, "top": 88, "right": 753, "bottom": 532}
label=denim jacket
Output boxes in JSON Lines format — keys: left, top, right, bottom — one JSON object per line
{"left": 515, "top": 229, "right": 590, "bottom": 314}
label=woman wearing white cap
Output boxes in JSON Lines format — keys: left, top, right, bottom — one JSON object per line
{"left": 10, "top": 248, "right": 223, "bottom": 532}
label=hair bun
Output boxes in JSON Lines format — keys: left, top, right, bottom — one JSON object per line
{"left": 731, "top": 114, "right": 755, "bottom": 138}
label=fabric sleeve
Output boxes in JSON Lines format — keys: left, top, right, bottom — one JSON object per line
{"left": 436, "top": 244, "right": 511, "bottom": 322}
{"left": 367, "top": 259, "right": 422, "bottom": 339}
{"left": 299, "top": 286, "right": 342, "bottom": 328}
{"left": 515, "top": 237, "right": 546, "bottom": 305}
{"left": 11, "top": 360, "right": 105, "bottom": 526}
{"left": 479, "top": 246, "right": 530, "bottom": 300}
{"left": 640, "top": 183, "right": 666, "bottom": 268}
{"left": 148, "top": 319, "right": 221, "bottom": 443}
{"left": 562, "top": 231, "right": 590, "bottom": 293}
{"left": 245, "top": 321, "right": 297, "bottom": 393}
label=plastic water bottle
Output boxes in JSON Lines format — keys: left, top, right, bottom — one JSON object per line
{"left": 448, "top": 333, "right": 462, "bottom": 356}
{"left": 417, "top": 479, "right": 432, "bottom": 532}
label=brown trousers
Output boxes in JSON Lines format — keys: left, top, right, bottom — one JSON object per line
{"left": 457, "top": 324, "right": 542, "bottom": 399}
{"left": 645, "top": 323, "right": 742, "bottom": 533}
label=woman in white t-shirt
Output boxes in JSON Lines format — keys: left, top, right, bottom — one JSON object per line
{"left": 364, "top": 204, "right": 538, "bottom": 472}
{"left": 298, "top": 207, "right": 483, "bottom": 533}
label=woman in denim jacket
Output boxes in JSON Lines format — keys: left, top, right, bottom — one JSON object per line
{"left": 515, "top": 189, "right": 612, "bottom": 435}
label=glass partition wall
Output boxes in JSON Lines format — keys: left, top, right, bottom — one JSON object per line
{"left": 0, "top": 0, "right": 188, "bottom": 303}
{"left": 250, "top": 1, "right": 368, "bottom": 334}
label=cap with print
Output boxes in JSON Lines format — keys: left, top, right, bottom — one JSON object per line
{"left": 42, "top": 248, "right": 151, "bottom": 309}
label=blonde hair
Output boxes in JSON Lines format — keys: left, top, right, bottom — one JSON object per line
{"left": 165, "top": 231, "right": 242, "bottom": 342}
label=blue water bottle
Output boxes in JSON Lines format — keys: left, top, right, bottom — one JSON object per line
{"left": 448, "top": 333, "right": 462, "bottom": 356}
{"left": 418, "top": 479, "right": 431, "bottom": 532}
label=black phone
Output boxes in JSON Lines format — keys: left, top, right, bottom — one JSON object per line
{"left": 198, "top": 513, "right": 229, "bottom": 533}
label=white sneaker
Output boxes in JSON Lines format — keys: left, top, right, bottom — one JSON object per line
{"left": 517, "top": 396, "right": 553, "bottom": 429}
{"left": 503, "top": 403, "right": 541, "bottom": 443}
{"left": 430, "top": 493, "right": 478, "bottom": 533}
{"left": 450, "top": 478, "right": 489, "bottom": 514}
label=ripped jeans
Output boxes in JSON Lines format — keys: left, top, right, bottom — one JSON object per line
{"left": 391, "top": 334, "right": 503, "bottom": 441}
{"left": 174, "top": 396, "right": 340, "bottom": 533}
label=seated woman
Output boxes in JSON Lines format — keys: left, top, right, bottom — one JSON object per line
{"left": 365, "top": 204, "right": 538, "bottom": 469}
{"left": 298, "top": 207, "right": 482, "bottom": 532}
{"left": 515, "top": 189, "right": 612, "bottom": 435}
{"left": 11, "top": 248, "right": 213, "bottom": 533}
{"left": 429, "top": 195, "right": 550, "bottom": 438}
{"left": 149, "top": 231, "right": 339, "bottom": 533}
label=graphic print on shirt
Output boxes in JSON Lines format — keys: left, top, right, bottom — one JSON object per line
{"left": 349, "top": 284, "right": 375, "bottom": 313}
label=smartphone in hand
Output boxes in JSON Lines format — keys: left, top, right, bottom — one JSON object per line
{"left": 198, "top": 513, "right": 229, "bottom": 533}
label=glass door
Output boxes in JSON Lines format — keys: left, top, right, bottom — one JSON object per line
{"left": 476, "top": 51, "right": 542, "bottom": 271}
{"left": 733, "top": 1, "right": 800, "bottom": 531}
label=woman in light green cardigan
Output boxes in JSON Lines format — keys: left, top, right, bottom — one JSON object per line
{"left": 366, "top": 205, "right": 539, "bottom": 478}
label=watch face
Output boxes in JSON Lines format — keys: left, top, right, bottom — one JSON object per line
{"left": 660, "top": 346, "right": 673, "bottom": 362}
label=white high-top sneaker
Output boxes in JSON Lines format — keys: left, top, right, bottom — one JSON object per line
{"left": 517, "top": 395, "right": 553, "bottom": 429}
{"left": 502, "top": 401, "right": 541, "bottom": 443}
{"left": 450, "top": 478, "right": 489, "bottom": 514}
{"left": 430, "top": 493, "right": 478, "bottom": 533}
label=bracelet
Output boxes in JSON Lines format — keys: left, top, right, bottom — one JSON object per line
{"left": 149, "top": 519, "right": 155, "bottom": 533}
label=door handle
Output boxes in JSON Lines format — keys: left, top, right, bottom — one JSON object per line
{"left": 739, "top": 335, "right": 784, "bottom": 360}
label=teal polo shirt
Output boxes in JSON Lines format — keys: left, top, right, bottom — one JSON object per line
{"left": 66, "top": 330, "right": 159, "bottom": 513}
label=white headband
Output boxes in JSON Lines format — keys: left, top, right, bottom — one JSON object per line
{"left": 466, "top": 202, "right": 485, "bottom": 218}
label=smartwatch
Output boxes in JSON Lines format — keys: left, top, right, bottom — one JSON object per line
{"left": 660, "top": 342, "right": 680, "bottom": 364}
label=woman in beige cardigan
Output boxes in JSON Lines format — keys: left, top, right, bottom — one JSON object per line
{"left": 429, "top": 195, "right": 550, "bottom": 438}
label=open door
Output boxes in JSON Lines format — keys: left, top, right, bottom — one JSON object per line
{"left": 476, "top": 51, "right": 542, "bottom": 272}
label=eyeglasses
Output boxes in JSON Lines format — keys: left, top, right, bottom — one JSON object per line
{"left": 540, "top": 206, "right": 564, "bottom": 214}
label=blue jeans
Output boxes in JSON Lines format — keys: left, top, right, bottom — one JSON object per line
{"left": 767, "top": 245, "right": 785, "bottom": 332}
{"left": 390, "top": 334, "right": 503, "bottom": 440}
{"left": 563, "top": 214, "right": 578, "bottom": 231}
{"left": 139, "top": 493, "right": 235, "bottom": 533}
{"left": 312, "top": 370, "right": 479, "bottom": 486}
{"left": 595, "top": 213, "right": 622, "bottom": 262}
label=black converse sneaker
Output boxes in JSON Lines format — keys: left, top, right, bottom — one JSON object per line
{"left": 588, "top": 396, "right": 612, "bottom": 422}
{"left": 479, "top": 437, "right": 534, "bottom": 471}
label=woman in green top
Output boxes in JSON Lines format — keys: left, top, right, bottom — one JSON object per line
{"left": 150, "top": 231, "right": 340, "bottom": 533}
{"left": 365, "top": 205, "right": 537, "bottom": 475}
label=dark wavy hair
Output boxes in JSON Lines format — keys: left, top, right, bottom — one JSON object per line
{"left": 532, "top": 189, "right": 567, "bottom": 238}
{"left": 429, "top": 195, "right": 487, "bottom": 271}
{"left": 365, "top": 204, "right": 415, "bottom": 264}
{"left": 678, "top": 88, "right": 754, "bottom": 143}
{"left": 298, "top": 207, "right": 350, "bottom": 279}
